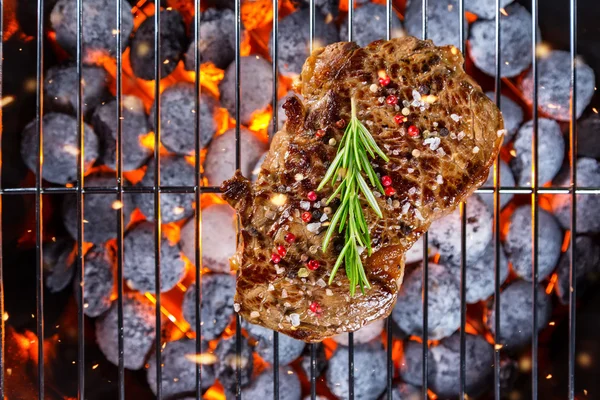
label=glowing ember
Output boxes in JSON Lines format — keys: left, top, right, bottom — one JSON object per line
{"left": 111, "top": 200, "right": 124, "bottom": 210}
{"left": 248, "top": 108, "right": 273, "bottom": 133}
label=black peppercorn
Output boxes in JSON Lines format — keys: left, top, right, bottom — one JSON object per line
{"left": 439, "top": 127, "right": 449, "bottom": 137}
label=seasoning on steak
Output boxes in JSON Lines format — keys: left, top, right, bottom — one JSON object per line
{"left": 222, "top": 37, "right": 504, "bottom": 342}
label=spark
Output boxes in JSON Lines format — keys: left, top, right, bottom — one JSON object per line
{"left": 92, "top": 364, "right": 99, "bottom": 370}
{"left": 549, "top": 321, "right": 555, "bottom": 326}
{"left": 63, "top": 144, "right": 80, "bottom": 156}
{"left": 500, "top": 8, "right": 508, "bottom": 16}
{"left": 546, "top": 374, "right": 552, "bottom": 379}
{"left": 1, "top": 96, "right": 15, "bottom": 108}
{"left": 494, "top": 343, "right": 503, "bottom": 350}
{"left": 112, "top": 200, "right": 123, "bottom": 210}
{"left": 2, "top": 312, "right": 8, "bottom": 321}
{"left": 592, "top": 107, "right": 598, "bottom": 114}
{"left": 185, "top": 353, "right": 218, "bottom": 365}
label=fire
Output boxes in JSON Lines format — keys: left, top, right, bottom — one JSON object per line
{"left": 163, "top": 222, "right": 182, "bottom": 245}
{"left": 241, "top": 0, "right": 274, "bottom": 31}
{"left": 248, "top": 107, "right": 273, "bottom": 133}
{"left": 545, "top": 273, "right": 558, "bottom": 295}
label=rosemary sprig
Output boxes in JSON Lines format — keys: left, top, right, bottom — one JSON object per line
{"left": 317, "top": 98, "right": 389, "bottom": 296}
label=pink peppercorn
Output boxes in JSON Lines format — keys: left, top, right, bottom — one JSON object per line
{"left": 408, "top": 125, "right": 420, "bottom": 137}
{"left": 381, "top": 176, "right": 392, "bottom": 187}
{"left": 307, "top": 191, "right": 317, "bottom": 201}
{"left": 277, "top": 245, "right": 287, "bottom": 257}
{"left": 309, "top": 302, "right": 322, "bottom": 314}
{"left": 386, "top": 95, "right": 398, "bottom": 105}
{"left": 394, "top": 114, "right": 406, "bottom": 124}
{"left": 271, "top": 253, "right": 281, "bottom": 264}
{"left": 284, "top": 233, "right": 296, "bottom": 243}
{"left": 385, "top": 187, "right": 396, "bottom": 196}
{"left": 307, "top": 260, "right": 320, "bottom": 270}
{"left": 301, "top": 212, "right": 312, "bottom": 223}
{"left": 378, "top": 76, "right": 391, "bottom": 86}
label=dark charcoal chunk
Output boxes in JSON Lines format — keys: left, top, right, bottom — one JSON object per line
{"left": 149, "top": 82, "right": 217, "bottom": 155}
{"left": 80, "top": 245, "right": 114, "bottom": 317}
{"left": 130, "top": 10, "right": 187, "bottom": 81}
{"left": 134, "top": 155, "right": 195, "bottom": 223}
{"left": 555, "top": 236, "right": 600, "bottom": 304}
{"left": 95, "top": 293, "right": 156, "bottom": 370}
{"left": 123, "top": 221, "right": 186, "bottom": 293}
{"left": 510, "top": 118, "right": 565, "bottom": 187}
{"left": 505, "top": 205, "right": 563, "bottom": 282}
{"left": 300, "top": 342, "right": 327, "bottom": 379}
{"left": 146, "top": 338, "right": 215, "bottom": 397}
{"left": 244, "top": 321, "right": 305, "bottom": 365}
{"left": 92, "top": 95, "right": 152, "bottom": 171}
{"left": 219, "top": 56, "right": 273, "bottom": 124}
{"left": 183, "top": 273, "right": 236, "bottom": 340}
{"left": 203, "top": 128, "right": 267, "bottom": 186}
{"left": 465, "top": 0, "right": 513, "bottom": 19}
{"left": 214, "top": 335, "right": 254, "bottom": 389}
{"left": 50, "top": 0, "right": 134, "bottom": 59}
{"left": 242, "top": 367, "right": 302, "bottom": 400}
{"left": 577, "top": 113, "right": 600, "bottom": 159}
{"left": 180, "top": 203, "right": 237, "bottom": 274}
{"left": 552, "top": 158, "right": 600, "bottom": 233}
{"left": 326, "top": 341, "right": 387, "bottom": 400}
{"left": 21, "top": 113, "right": 99, "bottom": 184}
{"left": 487, "top": 280, "right": 552, "bottom": 350}
{"left": 400, "top": 339, "right": 434, "bottom": 386}
{"left": 521, "top": 50, "right": 595, "bottom": 121}
{"left": 479, "top": 159, "right": 515, "bottom": 211}
{"left": 429, "top": 333, "right": 494, "bottom": 398}
{"left": 294, "top": 0, "right": 340, "bottom": 19}
{"left": 341, "top": 3, "right": 402, "bottom": 47}
{"left": 393, "top": 263, "right": 460, "bottom": 340}
{"left": 62, "top": 173, "right": 134, "bottom": 244}
{"left": 484, "top": 92, "right": 523, "bottom": 142}
{"left": 43, "top": 238, "right": 75, "bottom": 293}
{"left": 387, "top": 383, "right": 422, "bottom": 400}
{"left": 184, "top": 9, "right": 237, "bottom": 70}
{"left": 45, "top": 64, "right": 109, "bottom": 116}
{"left": 405, "top": 0, "right": 467, "bottom": 48}
{"left": 469, "top": 3, "right": 534, "bottom": 78}
{"left": 333, "top": 318, "right": 384, "bottom": 345}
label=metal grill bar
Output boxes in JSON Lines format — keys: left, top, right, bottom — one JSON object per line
{"left": 0, "top": 2, "right": 4, "bottom": 398}
{"left": 347, "top": 3, "right": 355, "bottom": 399}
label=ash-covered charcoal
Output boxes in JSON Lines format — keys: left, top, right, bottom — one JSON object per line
{"left": 465, "top": 0, "right": 513, "bottom": 19}
{"left": 43, "top": 238, "right": 75, "bottom": 293}
{"left": 203, "top": 128, "right": 268, "bottom": 186}
{"left": 487, "top": 280, "right": 552, "bottom": 350}
{"left": 504, "top": 205, "right": 563, "bottom": 282}
{"left": 183, "top": 273, "right": 236, "bottom": 340}
{"left": 135, "top": 155, "right": 195, "bottom": 223}
{"left": 184, "top": 9, "right": 237, "bottom": 70}
{"left": 146, "top": 338, "right": 215, "bottom": 397}
{"left": 242, "top": 367, "right": 302, "bottom": 400}
{"left": 244, "top": 321, "right": 305, "bottom": 365}
{"left": 429, "top": 333, "right": 494, "bottom": 398}
{"left": 300, "top": 342, "right": 327, "bottom": 379}
{"left": 21, "top": 113, "right": 99, "bottom": 185}
{"left": 552, "top": 158, "right": 600, "bottom": 233}
{"left": 294, "top": 0, "right": 340, "bottom": 19}
{"left": 92, "top": 95, "right": 152, "bottom": 171}
{"left": 333, "top": 318, "right": 384, "bottom": 346}
{"left": 148, "top": 82, "right": 217, "bottom": 155}
{"left": 130, "top": 9, "right": 187, "bottom": 81}
{"left": 251, "top": 152, "right": 268, "bottom": 183}
{"left": 80, "top": 245, "right": 115, "bottom": 318}
{"left": 387, "top": 383, "right": 422, "bottom": 400}
{"left": 404, "top": 237, "right": 437, "bottom": 265}
{"left": 270, "top": 9, "right": 339, "bottom": 77}
{"left": 340, "top": 3, "right": 402, "bottom": 47}
{"left": 404, "top": 0, "right": 467, "bottom": 48}
{"left": 45, "top": 64, "right": 109, "bottom": 116}
{"left": 62, "top": 173, "right": 134, "bottom": 244}
{"left": 123, "top": 221, "right": 186, "bottom": 293}
{"left": 400, "top": 340, "right": 434, "bottom": 386}
{"left": 219, "top": 56, "right": 273, "bottom": 124}
{"left": 327, "top": 341, "right": 387, "bottom": 400}
{"left": 392, "top": 263, "right": 460, "bottom": 341}
{"left": 521, "top": 50, "right": 595, "bottom": 121}
{"left": 95, "top": 293, "right": 156, "bottom": 370}
{"left": 479, "top": 159, "right": 515, "bottom": 211}
{"left": 180, "top": 203, "right": 236, "bottom": 273}
{"left": 555, "top": 236, "right": 600, "bottom": 304}
{"left": 510, "top": 118, "right": 565, "bottom": 187}
{"left": 577, "top": 113, "right": 600, "bottom": 159}
{"left": 484, "top": 92, "right": 523, "bottom": 143}
{"left": 428, "top": 194, "right": 492, "bottom": 267}
{"left": 469, "top": 3, "right": 534, "bottom": 78}
{"left": 50, "top": 0, "right": 134, "bottom": 60}
{"left": 214, "top": 336, "right": 254, "bottom": 389}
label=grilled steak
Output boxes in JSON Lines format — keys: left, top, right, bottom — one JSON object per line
{"left": 223, "top": 37, "right": 504, "bottom": 342}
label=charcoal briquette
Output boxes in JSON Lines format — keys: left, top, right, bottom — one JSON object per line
{"left": 242, "top": 367, "right": 302, "bottom": 400}
{"left": 333, "top": 318, "right": 384, "bottom": 346}
{"left": 43, "top": 237, "right": 75, "bottom": 293}
{"left": 479, "top": 159, "right": 515, "bottom": 211}
{"left": 244, "top": 321, "right": 305, "bottom": 365}
{"left": 130, "top": 10, "right": 187, "bottom": 81}
{"left": 504, "top": 205, "right": 563, "bottom": 282}
{"left": 214, "top": 335, "right": 254, "bottom": 389}
{"left": 400, "top": 339, "right": 434, "bottom": 387}
{"left": 183, "top": 273, "right": 236, "bottom": 340}
{"left": 469, "top": 3, "right": 535, "bottom": 78}
{"left": 92, "top": 95, "right": 152, "bottom": 171}
{"left": 95, "top": 293, "right": 156, "bottom": 370}
{"left": 577, "top": 113, "right": 600, "bottom": 159}
{"left": 80, "top": 245, "right": 115, "bottom": 318}
{"left": 465, "top": 0, "right": 513, "bottom": 19}
{"left": 405, "top": 0, "right": 467, "bottom": 48}
{"left": 184, "top": 9, "right": 237, "bottom": 70}
{"left": 180, "top": 203, "right": 236, "bottom": 274}
{"left": 555, "top": 236, "right": 600, "bottom": 304}
{"left": 388, "top": 383, "right": 422, "bottom": 400}
{"left": 340, "top": 3, "right": 402, "bottom": 47}
{"left": 21, "top": 113, "right": 99, "bottom": 184}
{"left": 521, "top": 50, "right": 595, "bottom": 121}
{"left": 300, "top": 342, "right": 327, "bottom": 379}
{"left": 294, "top": 0, "right": 340, "bottom": 19}
{"left": 123, "top": 221, "right": 186, "bottom": 293}
{"left": 484, "top": 92, "right": 523, "bottom": 143}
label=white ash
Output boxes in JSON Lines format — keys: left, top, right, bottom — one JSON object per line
{"left": 219, "top": 56, "right": 273, "bottom": 124}
{"left": 204, "top": 127, "right": 268, "bottom": 186}
{"left": 149, "top": 82, "right": 218, "bottom": 154}
{"left": 340, "top": 3, "right": 403, "bottom": 47}
{"left": 123, "top": 221, "right": 186, "bottom": 293}
{"left": 392, "top": 263, "right": 460, "bottom": 340}
{"left": 479, "top": 159, "right": 515, "bottom": 211}
{"left": 20, "top": 113, "right": 99, "bottom": 185}
{"left": 241, "top": 367, "right": 301, "bottom": 400}
{"left": 521, "top": 50, "right": 595, "bottom": 121}
{"left": 577, "top": 113, "right": 600, "bottom": 160}
{"left": 50, "top": 0, "right": 134, "bottom": 60}
{"left": 469, "top": 3, "right": 536, "bottom": 78}
{"left": 504, "top": 205, "right": 563, "bottom": 282}
{"left": 510, "top": 118, "right": 565, "bottom": 187}
{"left": 95, "top": 293, "right": 156, "bottom": 370}
{"left": 92, "top": 95, "right": 152, "bottom": 171}
{"left": 484, "top": 92, "right": 523, "bottom": 143}
{"left": 244, "top": 321, "right": 305, "bottom": 365}
{"left": 214, "top": 336, "right": 254, "bottom": 389}
{"left": 555, "top": 236, "right": 600, "bottom": 305}
{"left": 487, "top": 280, "right": 552, "bottom": 351}
{"left": 43, "top": 238, "right": 75, "bottom": 293}
{"left": 183, "top": 273, "right": 235, "bottom": 340}
{"left": 80, "top": 245, "right": 114, "bottom": 318}
{"left": 404, "top": 0, "right": 467, "bottom": 48}
{"left": 400, "top": 339, "right": 434, "bottom": 386}
{"left": 465, "top": 0, "right": 513, "bottom": 19}
{"left": 333, "top": 318, "right": 384, "bottom": 346}
{"left": 404, "top": 237, "right": 439, "bottom": 265}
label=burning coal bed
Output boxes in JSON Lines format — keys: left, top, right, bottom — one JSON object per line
{"left": 11, "top": 0, "right": 600, "bottom": 399}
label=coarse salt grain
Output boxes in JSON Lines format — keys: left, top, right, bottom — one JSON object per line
{"left": 433, "top": 121, "right": 439, "bottom": 127}
{"left": 300, "top": 201, "right": 311, "bottom": 210}
{"left": 457, "top": 131, "right": 466, "bottom": 140}
{"left": 369, "top": 83, "right": 378, "bottom": 93}
{"left": 408, "top": 187, "right": 417, "bottom": 195}
{"left": 320, "top": 213, "right": 328, "bottom": 222}
{"left": 316, "top": 279, "right": 326, "bottom": 287}
{"left": 290, "top": 314, "right": 301, "bottom": 327}
{"left": 307, "top": 222, "right": 321, "bottom": 233}
{"left": 436, "top": 174, "right": 444, "bottom": 184}
{"left": 407, "top": 168, "right": 415, "bottom": 173}
{"left": 473, "top": 146, "right": 480, "bottom": 154}
{"left": 250, "top": 311, "right": 260, "bottom": 318}
{"left": 234, "top": 303, "right": 241, "bottom": 312}
{"left": 282, "top": 289, "right": 288, "bottom": 298}
{"left": 326, "top": 289, "right": 333, "bottom": 296}
{"left": 378, "top": 97, "right": 385, "bottom": 104}
{"left": 450, "top": 114, "right": 460, "bottom": 122}
{"left": 414, "top": 209, "right": 424, "bottom": 221}
{"left": 268, "top": 284, "right": 275, "bottom": 291}
{"left": 402, "top": 202, "right": 411, "bottom": 214}
{"left": 497, "top": 129, "right": 506, "bottom": 137}
{"left": 437, "top": 147, "right": 446, "bottom": 156}
{"left": 295, "top": 173, "right": 304, "bottom": 181}
{"left": 284, "top": 302, "right": 291, "bottom": 308}
{"left": 276, "top": 266, "right": 285, "bottom": 275}
{"left": 412, "top": 89, "right": 421, "bottom": 101}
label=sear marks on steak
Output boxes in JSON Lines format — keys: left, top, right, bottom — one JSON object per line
{"left": 222, "top": 37, "right": 503, "bottom": 342}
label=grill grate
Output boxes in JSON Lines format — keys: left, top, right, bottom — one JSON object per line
{"left": 0, "top": 0, "right": 592, "bottom": 399}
